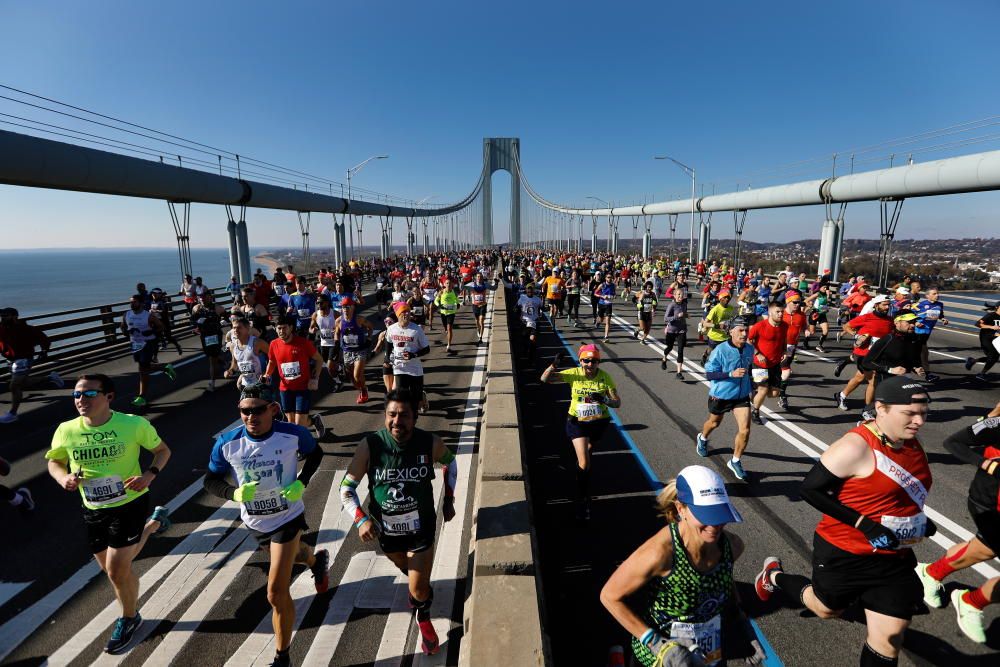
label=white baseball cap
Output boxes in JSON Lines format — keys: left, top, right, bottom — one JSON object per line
{"left": 675, "top": 465, "right": 743, "bottom": 526}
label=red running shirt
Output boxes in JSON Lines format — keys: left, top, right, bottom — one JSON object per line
{"left": 748, "top": 319, "right": 788, "bottom": 367}
{"left": 782, "top": 311, "right": 808, "bottom": 344}
{"left": 847, "top": 313, "right": 894, "bottom": 357}
{"left": 267, "top": 336, "right": 317, "bottom": 391}
{"left": 816, "top": 424, "right": 932, "bottom": 556}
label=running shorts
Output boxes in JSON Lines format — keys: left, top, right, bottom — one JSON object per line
{"left": 752, "top": 365, "right": 781, "bottom": 389}
{"left": 319, "top": 346, "right": 337, "bottom": 362}
{"left": 132, "top": 340, "right": 159, "bottom": 366}
{"left": 439, "top": 313, "right": 456, "bottom": 327}
{"left": 82, "top": 494, "right": 149, "bottom": 554}
{"left": 565, "top": 416, "right": 610, "bottom": 442}
{"left": 279, "top": 389, "right": 312, "bottom": 413}
{"left": 473, "top": 305, "right": 488, "bottom": 318}
{"left": 598, "top": 304, "right": 613, "bottom": 318}
{"left": 968, "top": 468, "right": 1000, "bottom": 552}
{"left": 344, "top": 349, "right": 368, "bottom": 365}
{"left": 810, "top": 533, "right": 922, "bottom": 620}
{"left": 856, "top": 356, "right": 870, "bottom": 373}
{"left": 250, "top": 512, "right": 308, "bottom": 548}
{"left": 707, "top": 395, "right": 751, "bottom": 415}
{"left": 780, "top": 348, "right": 797, "bottom": 370}
{"left": 378, "top": 525, "right": 435, "bottom": 555}
{"left": 393, "top": 373, "right": 425, "bottom": 399}
{"left": 809, "top": 311, "right": 828, "bottom": 325}
{"left": 638, "top": 312, "right": 653, "bottom": 324}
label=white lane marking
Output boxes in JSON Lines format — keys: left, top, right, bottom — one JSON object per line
{"left": 301, "top": 552, "right": 374, "bottom": 666}
{"left": 225, "top": 470, "right": 348, "bottom": 667}
{"left": 214, "top": 418, "right": 244, "bottom": 439}
{"left": 142, "top": 531, "right": 256, "bottom": 666}
{"left": 356, "top": 557, "right": 406, "bottom": 609}
{"left": 94, "top": 526, "right": 251, "bottom": 667}
{"left": 0, "top": 477, "right": 205, "bottom": 663}
{"left": 582, "top": 297, "right": 1000, "bottom": 578}
{"left": 44, "top": 508, "right": 240, "bottom": 666}
{"left": 0, "top": 582, "right": 31, "bottom": 609}
{"left": 373, "top": 576, "right": 413, "bottom": 667}
{"left": 153, "top": 353, "right": 206, "bottom": 375}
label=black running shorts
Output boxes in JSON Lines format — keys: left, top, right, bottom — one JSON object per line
{"left": 707, "top": 395, "right": 751, "bottom": 415}
{"left": 82, "top": 494, "right": 150, "bottom": 554}
{"left": 250, "top": 512, "right": 308, "bottom": 548}
{"left": 968, "top": 468, "right": 1000, "bottom": 553}
{"left": 810, "top": 534, "right": 923, "bottom": 620}
{"left": 378, "top": 526, "right": 435, "bottom": 555}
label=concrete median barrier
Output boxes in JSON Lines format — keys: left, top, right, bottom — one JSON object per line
{"left": 462, "top": 284, "right": 550, "bottom": 666}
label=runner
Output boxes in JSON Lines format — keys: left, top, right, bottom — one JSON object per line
{"left": 1, "top": 454, "right": 34, "bottom": 514}
{"left": 287, "top": 276, "right": 317, "bottom": 338}
{"left": 0, "top": 306, "right": 64, "bottom": 423}
{"left": 697, "top": 317, "right": 754, "bottom": 482}
{"left": 373, "top": 310, "right": 399, "bottom": 393}
{"left": 433, "top": 277, "right": 461, "bottom": 355}
{"left": 965, "top": 300, "right": 1000, "bottom": 382}
{"left": 263, "top": 314, "right": 327, "bottom": 438}
{"left": 747, "top": 302, "right": 789, "bottom": 426}
{"left": 660, "top": 288, "right": 688, "bottom": 379}
{"left": 594, "top": 273, "right": 617, "bottom": 343}
{"left": 385, "top": 302, "right": 432, "bottom": 413}
{"left": 516, "top": 282, "right": 544, "bottom": 363}
{"left": 46, "top": 373, "right": 172, "bottom": 654}
{"left": 588, "top": 271, "right": 603, "bottom": 326}
{"left": 804, "top": 283, "right": 834, "bottom": 353}
{"left": 419, "top": 270, "right": 438, "bottom": 332}
{"left": 632, "top": 281, "right": 658, "bottom": 344}
{"left": 190, "top": 291, "right": 226, "bottom": 392}
{"left": 541, "top": 344, "right": 621, "bottom": 521}
{"left": 916, "top": 407, "right": 1000, "bottom": 643}
{"left": 543, "top": 268, "right": 566, "bottom": 329}
{"left": 469, "top": 272, "right": 493, "bottom": 344}
{"left": 121, "top": 295, "right": 177, "bottom": 407}
{"left": 861, "top": 312, "right": 924, "bottom": 402}
{"left": 777, "top": 294, "right": 807, "bottom": 410}
{"left": 334, "top": 297, "right": 374, "bottom": 404}
{"left": 912, "top": 286, "right": 949, "bottom": 380}
{"left": 834, "top": 295, "right": 894, "bottom": 413}
{"left": 601, "top": 465, "right": 764, "bottom": 667}
{"left": 309, "top": 295, "right": 341, "bottom": 390}
{"left": 224, "top": 317, "right": 270, "bottom": 389}
{"left": 203, "top": 381, "right": 328, "bottom": 667}
{"left": 407, "top": 284, "right": 428, "bottom": 328}
{"left": 700, "top": 290, "right": 736, "bottom": 366}
{"left": 754, "top": 376, "right": 934, "bottom": 667}
{"left": 565, "top": 269, "right": 583, "bottom": 326}
{"left": 236, "top": 286, "right": 273, "bottom": 341}
{"left": 148, "top": 288, "right": 183, "bottom": 355}
{"left": 340, "top": 389, "right": 458, "bottom": 655}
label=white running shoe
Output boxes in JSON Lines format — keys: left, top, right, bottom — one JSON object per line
{"left": 951, "top": 589, "right": 987, "bottom": 644}
{"left": 915, "top": 562, "right": 945, "bottom": 609}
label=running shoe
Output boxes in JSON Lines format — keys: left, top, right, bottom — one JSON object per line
{"left": 835, "top": 392, "right": 849, "bottom": 411}
{"left": 751, "top": 409, "right": 765, "bottom": 426}
{"left": 206, "top": 379, "right": 215, "bottom": 392}
{"left": 311, "top": 414, "right": 327, "bottom": 439}
{"left": 833, "top": 358, "right": 849, "bottom": 378}
{"left": 727, "top": 458, "right": 748, "bottom": 481}
{"left": 754, "top": 557, "right": 782, "bottom": 602}
{"left": 676, "top": 371, "right": 684, "bottom": 380}
{"left": 576, "top": 500, "right": 591, "bottom": 522}
{"left": 632, "top": 329, "right": 639, "bottom": 340}
{"left": 602, "top": 338, "right": 610, "bottom": 344}
{"left": 777, "top": 395, "right": 789, "bottom": 410}
{"left": 815, "top": 346, "right": 826, "bottom": 354}
{"left": 951, "top": 589, "right": 987, "bottom": 644}
{"left": 695, "top": 433, "right": 709, "bottom": 457}
{"left": 418, "top": 619, "right": 440, "bottom": 655}
{"left": 14, "top": 488, "right": 35, "bottom": 514}
{"left": 861, "top": 408, "right": 876, "bottom": 422}
{"left": 311, "top": 548, "right": 330, "bottom": 593}
{"left": 836, "top": 331, "right": 843, "bottom": 342}
{"left": 175, "top": 343, "right": 183, "bottom": 355}
{"left": 965, "top": 357, "right": 975, "bottom": 371}
{"left": 268, "top": 653, "right": 291, "bottom": 667}
{"left": 925, "top": 373, "right": 941, "bottom": 382}
{"left": 149, "top": 505, "right": 171, "bottom": 535}
{"left": 915, "top": 562, "right": 945, "bottom": 609}
{"left": 0, "top": 411, "right": 18, "bottom": 424}
{"left": 447, "top": 347, "right": 457, "bottom": 356}
{"left": 975, "top": 373, "right": 989, "bottom": 382}
{"left": 131, "top": 396, "right": 148, "bottom": 408}
{"left": 661, "top": 357, "right": 667, "bottom": 371}
{"left": 48, "top": 371, "right": 65, "bottom": 388}
{"left": 105, "top": 613, "right": 142, "bottom": 654}
{"left": 164, "top": 364, "right": 177, "bottom": 381}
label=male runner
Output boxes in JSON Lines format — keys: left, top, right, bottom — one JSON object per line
{"left": 190, "top": 291, "right": 226, "bottom": 392}
{"left": 433, "top": 277, "right": 460, "bottom": 355}
{"left": 747, "top": 302, "right": 788, "bottom": 426}
{"left": 834, "top": 296, "right": 893, "bottom": 413}
{"left": 340, "top": 389, "right": 458, "bottom": 655}
{"left": 47, "top": 374, "right": 172, "bottom": 654}
{"left": 516, "top": 283, "right": 544, "bottom": 362}
{"left": 204, "top": 382, "right": 328, "bottom": 667}
{"left": 776, "top": 294, "right": 807, "bottom": 410}
{"left": 593, "top": 273, "right": 617, "bottom": 343}
{"left": 121, "top": 295, "right": 177, "bottom": 407}
{"left": 0, "top": 307, "right": 64, "bottom": 423}
{"left": 697, "top": 318, "right": 755, "bottom": 482}
{"left": 469, "top": 272, "right": 493, "bottom": 343}
{"left": 701, "top": 290, "right": 737, "bottom": 366}
{"left": 264, "top": 314, "right": 327, "bottom": 438}
{"left": 755, "top": 376, "right": 935, "bottom": 667}
{"left": 543, "top": 268, "right": 566, "bottom": 327}
{"left": 912, "top": 286, "right": 949, "bottom": 380}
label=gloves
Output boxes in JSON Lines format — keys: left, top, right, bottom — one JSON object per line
{"left": 552, "top": 351, "right": 566, "bottom": 368}
{"left": 587, "top": 392, "right": 607, "bottom": 404}
{"left": 858, "top": 516, "right": 900, "bottom": 550}
{"left": 644, "top": 633, "right": 700, "bottom": 667}
{"left": 925, "top": 517, "right": 937, "bottom": 537}
{"left": 232, "top": 481, "right": 258, "bottom": 502}
{"left": 280, "top": 479, "right": 305, "bottom": 502}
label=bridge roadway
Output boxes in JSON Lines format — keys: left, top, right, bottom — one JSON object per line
{"left": 0, "top": 295, "right": 492, "bottom": 666}
{"left": 515, "top": 295, "right": 1000, "bottom": 666}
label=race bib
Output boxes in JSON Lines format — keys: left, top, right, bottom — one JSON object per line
{"left": 575, "top": 402, "right": 603, "bottom": 421}
{"left": 297, "top": 308, "right": 310, "bottom": 318}
{"left": 203, "top": 335, "right": 219, "bottom": 346}
{"left": 751, "top": 367, "right": 770, "bottom": 383}
{"left": 82, "top": 475, "right": 127, "bottom": 507}
{"left": 319, "top": 328, "right": 334, "bottom": 340}
{"left": 280, "top": 361, "right": 301, "bottom": 380}
{"left": 11, "top": 358, "right": 30, "bottom": 374}
{"left": 670, "top": 614, "right": 722, "bottom": 665}
{"left": 923, "top": 308, "right": 940, "bottom": 320}
{"left": 130, "top": 341, "right": 147, "bottom": 352}
{"left": 382, "top": 509, "right": 421, "bottom": 535}
{"left": 238, "top": 361, "right": 256, "bottom": 374}
{"left": 880, "top": 513, "right": 927, "bottom": 548}
{"left": 343, "top": 334, "right": 359, "bottom": 347}
{"left": 244, "top": 487, "right": 289, "bottom": 516}
{"left": 412, "top": 306, "right": 424, "bottom": 316}
{"left": 643, "top": 303, "right": 654, "bottom": 313}
{"left": 524, "top": 319, "right": 537, "bottom": 329}
{"left": 473, "top": 293, "right": 486, "bottom": 305}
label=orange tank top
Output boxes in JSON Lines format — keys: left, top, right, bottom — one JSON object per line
{"left": 815, "top": 424, "right": 932, "bottom": 556}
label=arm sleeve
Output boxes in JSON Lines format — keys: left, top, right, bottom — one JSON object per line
{"left": 943, "top": 427, "right": 986, "bottom": 466}
{"left": 439, "top": 448, "right": 457, "bottom": 498}
{"left": 204, "top": 470, "right": 237, "bottom": 501}
{"left": 340, "top": 474, "right": 367, "bottom": 522}
{"left": 862, "top": 336, "right": 891, "bottom": 372}
{"left": 799, "top": 461, "right": 863, "bottom": 527}
{"left": 297, "top": 445, "right": 323, "bottom": 487}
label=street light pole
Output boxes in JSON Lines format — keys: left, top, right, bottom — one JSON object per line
{"left": 586, "top": 196, "right": 609, "bottom": 254}
{"left": 654, "top": 156, "right": 696, "bottom": 263}
{"left": 346, "top": 154, "right": 389, "bottom": 260}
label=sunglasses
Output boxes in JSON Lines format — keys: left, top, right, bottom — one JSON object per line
{"left": 72, "top": 389, "right": 106, "bottom": 399}
{"left": 239, "top": 404, "right": 270, "bottom": 416}
{"left": 580, "top": 358, "right": 598, "bottom": 364}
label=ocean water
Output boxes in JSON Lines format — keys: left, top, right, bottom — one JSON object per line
{"left": 0, "top": 248, "right": 271, "bottom": 319}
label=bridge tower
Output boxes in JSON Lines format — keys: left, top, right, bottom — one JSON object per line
{"left": 482, "top": 138, "right": 521, "bottom": 247}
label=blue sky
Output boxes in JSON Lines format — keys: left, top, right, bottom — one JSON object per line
{"left": 2, "top": 0, "right": 999, "bottom": 248}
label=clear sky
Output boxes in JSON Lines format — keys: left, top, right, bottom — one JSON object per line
{"left": 2, "top": 0, "right": 999, "bottom": 249}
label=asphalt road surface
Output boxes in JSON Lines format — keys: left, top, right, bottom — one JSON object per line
{"left": 515, "top": 292, "right": 1000, "bottom": 666}
{"left": 0, "top": 295, "right": 493, "bottom": 667}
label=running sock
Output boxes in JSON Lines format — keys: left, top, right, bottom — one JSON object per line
{"left": 779, "top": 380, "right": 789, "bottom": 395}
{"left": 962, "top": 587, "right": 991, "bottom": 610}
{"left": 731, "top": 456, "right": 741, "bottom": 463}
{"left": 773, "top": 572, "right": 812, "bottom": 604}
{"left": 4, "top": 486, "right": 20, "bottom": 504}
{"left": 273, "top": 648, "right": 290, "bottom": 666}
{"left": 409, "top": 590, "right": 433, "bottom": 621}
{"left": 818, "top": 333, "right": 828, "bottom": 347}
{"left": 926, "top": 543, "right": 969, "bottom": 581}
{"left": 576, "top": 466, "right": 590, "bottom": 504}
{"left": 860, "top": 642, "right": 897, "bottom": 666}
{"left": 984, "top": 360, "right": 997, "bottom": 374}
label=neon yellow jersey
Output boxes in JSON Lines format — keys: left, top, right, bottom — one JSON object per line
{"left": 705, "top": 303, "right": 737, "bottom": 342}
{"left": 559, "top": 367, "right": 616, "bottom": 421}
{"left": 434, "top": 289, "right": 460, "bottom": 315}
{"left": 47, "top": 411, "right": 162, "bottom": 510}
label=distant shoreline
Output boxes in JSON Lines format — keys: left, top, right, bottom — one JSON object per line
{"left": 254, "top": 254, "right": 282, "bottom": 274}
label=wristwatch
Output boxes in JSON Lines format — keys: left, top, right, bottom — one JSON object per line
{"left": 148, "top": 465, "right": 161, "bottom": 476}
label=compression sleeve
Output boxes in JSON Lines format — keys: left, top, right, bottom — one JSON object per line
{"left": 862, "top": 336, "right": 891, "bottom": 373}
{"left": 799, "top": 461, "right": 864, "bottom": 527}
{"left": 943, "top": 428, "right": 986, "bottom": 466}
{"left": 297, "top": 445, "right": 323, "bottom": 487}
{"left": 340, "top": 474, "right": 366, "bottom": 523}
{"left": 204, "top": 470, "right": 237, "bottom": 501}
{"left": 439, "top": 449, "right": 457, "bottom": 498}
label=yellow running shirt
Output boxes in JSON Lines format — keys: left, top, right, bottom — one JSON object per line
{"left": 558, "top": 367, "right": 616, "bottom": 421}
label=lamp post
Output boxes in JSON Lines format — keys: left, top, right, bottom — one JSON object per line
{"left": 654, "top": 156, "right": 696, "bottom": 264}
{"left": 347, "top": 154, "right": 389, "bottom": 260}
{"left": 586, "top": 196, "right": 609, "bottom": 253}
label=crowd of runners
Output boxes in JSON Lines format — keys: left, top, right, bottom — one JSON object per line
{"left": 2, "top": 247, "right": 999, "bottom": 665}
